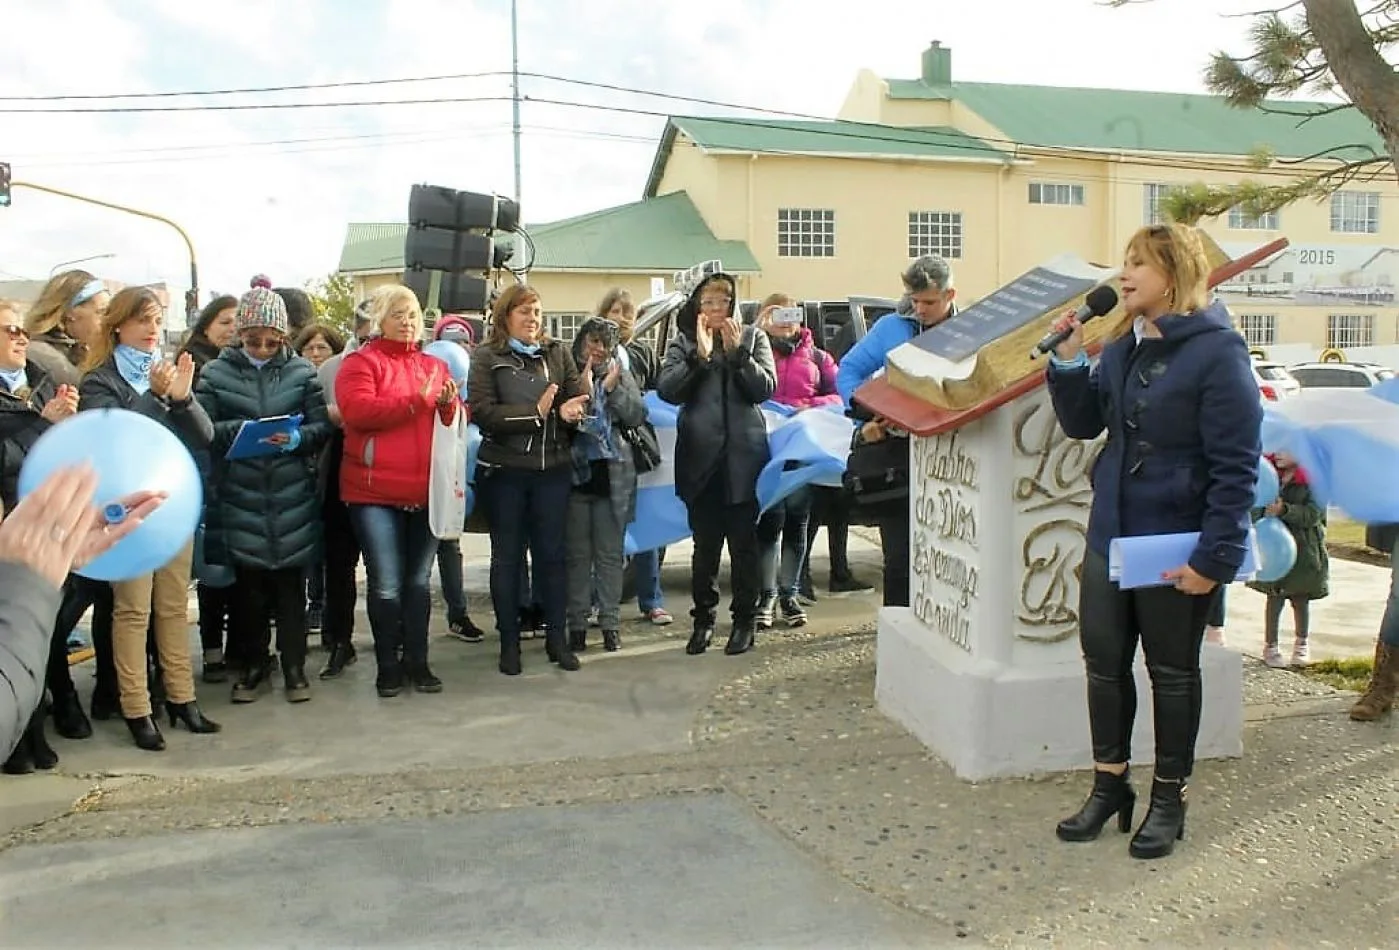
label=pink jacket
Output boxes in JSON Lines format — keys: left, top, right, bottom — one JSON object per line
{"left": 771, "top": 327, "right": 842, "bottom": 409}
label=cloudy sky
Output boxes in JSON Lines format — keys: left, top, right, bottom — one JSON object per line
{"left": 2, "top": 0, "right": 1278, "bottom": 318}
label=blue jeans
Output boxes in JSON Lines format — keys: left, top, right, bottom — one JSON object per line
{"left": 1381, "top": 537, "right": 1399, "bottom": 648}
{"left": 436, "top": 539, "right": 468, "bottom": 618}
{"left": 348, "top": 505, "right": 440, "bottom": 671}
{"left": 757, "top": 487, "right": 813, "bottom": 597}
{"left": 632, "top": 547, "right": 665, "bottom": 612}
{"left": 480, "top": 466, "right": 572, "bottom": 649}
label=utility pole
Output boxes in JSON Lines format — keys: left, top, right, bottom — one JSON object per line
{"left": 511, "top": 0, "right": 522, "bottom": 205}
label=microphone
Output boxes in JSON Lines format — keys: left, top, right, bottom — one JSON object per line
{"left": 1030, "top": 285, "right": 1120, "bottom": 358}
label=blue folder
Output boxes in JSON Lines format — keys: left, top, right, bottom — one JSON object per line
{"left": 1108, "top": 529, "right": 1259, "bottom": 590}
{"left": 225, "top": 414, "right": 303, "bottom": 461}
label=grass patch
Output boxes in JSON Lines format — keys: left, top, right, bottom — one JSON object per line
{"left": 1327, "top": 517, "right": 1366, "bottom": 548}
{"left": 1297, "top": 657, "right": 1373, "bottom": 692}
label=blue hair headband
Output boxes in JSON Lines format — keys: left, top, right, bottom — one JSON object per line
{"left": 70, "top": 279, "right": 106, "bottom": 309}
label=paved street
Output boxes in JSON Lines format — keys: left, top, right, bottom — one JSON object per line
{"left": 1, "top": 534, "right": 1394, "bottom": 948}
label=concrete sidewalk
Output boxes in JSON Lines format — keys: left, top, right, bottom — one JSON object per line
{"left": 1, "top": 535, "right": 1393, "bottom": 948}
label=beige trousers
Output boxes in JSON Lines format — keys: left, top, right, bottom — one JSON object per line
{"left": 112, "top": 541, "right": 196, "bottom": 719}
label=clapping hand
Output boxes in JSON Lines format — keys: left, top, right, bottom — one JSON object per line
{"left": 719, "top": 316, "right": 742, "bottom": 351}
{"left": 603, "top": 360, "right": 622, "bottom": 393}
{"left": 695, "top": 321, "right": 713, "bottom": 360}
{"left": 166, "top": 352, "right": 196, "bottom": 402}
{"left": 559, "top": 392, "right": 590, "bottom": 424}
{"left": 40, "top": 384, "right": 79, "bottom": 423}
{"left": 436, "top": 377, "right": 458, "bottom": 407}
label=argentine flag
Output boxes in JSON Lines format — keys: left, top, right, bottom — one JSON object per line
{"left": 1261, "top": 378, "right": 1399, "bottom": 522}
{"left": 624, "top": 392, "right": 855, "bottom": 555}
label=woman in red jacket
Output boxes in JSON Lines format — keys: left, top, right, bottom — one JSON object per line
{"left": 335, "top": 284, "right": 460, "bottom": 698}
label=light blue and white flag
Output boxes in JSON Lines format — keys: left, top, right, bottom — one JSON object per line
{"left": 624, "top": 392, "right": 855, "bottom": 555}
{"left": 1261, "top": 378, "right": 1399, "bottom": 522}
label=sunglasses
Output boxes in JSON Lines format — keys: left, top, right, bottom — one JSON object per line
{"left": 1, "top": 325, "right": 29, "bottom": 341}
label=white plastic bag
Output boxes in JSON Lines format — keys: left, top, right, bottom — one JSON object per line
{"left": 429, "top": 410, "right": 468, "bottom": 540}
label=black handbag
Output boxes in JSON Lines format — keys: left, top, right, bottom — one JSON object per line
{"left": 842, "top": 430, "right": 910, "bottom": 507}
{"left": 620, "top": 421, "right": 662, "bottom": 473}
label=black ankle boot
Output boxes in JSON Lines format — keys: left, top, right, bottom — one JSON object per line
{"left": 124, "top": 715, "right": 166, "bottom": 752}
{"left": 602, "top": 629, "right": 621, "bottom": 652}
{"left": 499, "top": 645, "right": 522, "bottom": 676}
{"left": 165, "top": 700, "right": 222, "bottom": 734}
{"left": 2, "top": 732, "right": 33, "bottom": 774}
{"left": 1129, "top": 777, "right": 1187, "bottom": 859}
{"left": 545, "top": 634, "right": 580, "bottom": 671}
{"left": 283, "top": 661, "right": 311, "bottom": 704}
{"left": 724, "top": 622, "right": 756, "bottom": 656}
{"left": 27, "top": 716, "right": 58, "bottom": 769}
{"left": 90, "top": 686, "right": 119, "bottom": 722}
{"left": 568, "top": 629, "right": 588, "bottom": 652}
{"left": 319, "top": 642, "right": 357, "bottom": 680}
{"left": 686, "top": 623, "right": 714, "bottom": 656}
{"left": 1056, "top": 768, "right": 1135, "bottom": 842}
{"left": 51, "top": 690, "right": 93, "bottom": 740}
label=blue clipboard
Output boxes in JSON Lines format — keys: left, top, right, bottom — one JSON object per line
{"left": 1108, "top": 529, "right": 1259, "bottom": 590}
{"left": 225, "top": 414, "right": 303, "bottom": 461}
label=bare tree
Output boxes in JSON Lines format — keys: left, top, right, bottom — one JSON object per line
{"left": 1110, "top": 0, "right": 1399, "bottom": 223}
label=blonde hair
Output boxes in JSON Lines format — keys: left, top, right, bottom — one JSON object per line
{"left": 1118, "top": 224, "right": 1210, "bottom": 334}
{"left": 595, "top": 287, "right": 634, "bottom": 321}
{"left": 367, "top": 284, "right": 422, "bottom": 334}
{"left": 24, "top": 270, "right": 99, "bottom": 338}
{"left": 487, "top": 284, "right": 544, "bottom": 348}
{"left": 760, "top": 292, "right": 796, "bottom": 310}
{"left": 0, "top": 299, "right": 18, "bottom": 322}
{"left": 82, "top": 286, "right": 164, "bottom": 373}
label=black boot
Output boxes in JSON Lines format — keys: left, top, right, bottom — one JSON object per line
{"left": 90, "top": 683, "right": 119, "bottom": 722}
{"left": 27, "top": 714, "right": 58, "bottom": 769}
{"left": 51, "top": 689, "right": 93, "bottom": 740}
{"left": 124, "top": 715, "right": 166, "bottom": 752}
{"left": 283, "top": 660, "right": 311, "bottom": 704}
{"left": 2, "top": 731, "right": 33, "bottom": 774}
{"left": 545, "top": 632, "right": 581, "bottom": 671}
{"left": 568, "top": 629, "right": 588, "bottom": 652}
{"left": 499, "top": 644, "right": 522, "bottom": 676}
{"left": 686, "top": 623, "right": 715, "bottom": 656}
{"left": 1056, "top": 768, "right": 1135, "bottom": 842}
{"left": 724, "top": 622, "right": 756, "bottom": 656}
{"left": 231, "top": 656, "right": 273, "bottom": 704}
{"left": 601, "top": 629, "right": 621, "bottom": 652}
{"left": 1129, "top": 777, "right": 1187, "bottom": 859}
{"left": 408, "top": 663, "right": 443, "bottom": 693}
{"left": 319, "top": 641, "right": 357, "bottom": 680}
{"left": 165, "top": 701, "right": 221, "bottom": 733}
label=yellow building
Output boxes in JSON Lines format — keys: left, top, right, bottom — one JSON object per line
{"left": 339, "top": 41, "right": 1399, "bottom": 361}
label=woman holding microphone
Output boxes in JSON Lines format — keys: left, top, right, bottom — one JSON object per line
{"left": 1045, "top": 224, "right": 1260, "bottom": 859}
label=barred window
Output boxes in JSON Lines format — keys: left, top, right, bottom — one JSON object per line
{"left": 1028, "top": 182, "right": 1084, "bottom": 206}
{"left": 1330, "top": 191, "right": 1379, "bottom": 234}
{"left": 1234, "top": 313, "right": 1276, "bottom": 347}
{"left": 1327, "top": 313, "right": 1374, "bottom": 349}
{"left": 907, "top": 211, "right": 963, "bottom": 259}
{"left": 777, "top": 208, "right": 835, "bottom": 258}
{"left": 1228, "top": 207, "right": 1279, "bottom": 230}
{"left": 547, "top": 312, "right": 588, "bottom": 342}
{"left": 1143, "top": 184, "right": 1171, "bottom": 225}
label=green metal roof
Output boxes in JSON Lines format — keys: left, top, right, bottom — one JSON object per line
{"left": 338, "top": 191, "right": 759, "bottom": 274}
{"left": 643, "top": 116, "right": 1009, "bottom": 196}
{"left": 885, "top": 78, "right": 1385, "bottom": 161}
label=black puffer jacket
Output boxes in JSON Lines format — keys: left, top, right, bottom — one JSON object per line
{"left": 468, "top": 338, "right": 583, "bottom": 472}
{"left": 194, "top": 348, "right": 332, "bottom": 571}
{"left": 78, "top": 356, "right": 214, "bottom": 452}
{"left": 0, "top": 361, "right": 57, "bottom": 511}
{"left": 656, "top": 273, "right": 776, "bottom": 505}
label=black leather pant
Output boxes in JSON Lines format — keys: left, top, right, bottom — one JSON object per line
{"left": 1078, "top": 549, "right": 1213, "bottom": 780}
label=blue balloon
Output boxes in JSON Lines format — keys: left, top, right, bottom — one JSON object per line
{"left": 18, "top": 409, "right": 203, "bottom": 582}
{"left": 1255, "top": 455, "right": 1280, "bottom": 508}
{"left": 1252, "top": 515, "right": 1297, "bottom": 583}
{"left": 424, "top": 340, "right": 471, "bottom": 385}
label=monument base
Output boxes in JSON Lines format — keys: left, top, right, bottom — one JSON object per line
{"left": 875, "top": 607, "right": 1244, "bottom": 782}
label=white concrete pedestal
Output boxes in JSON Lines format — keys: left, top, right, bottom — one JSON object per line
{"left": 875, "top": 388, "right": 1244, "bottom": 782}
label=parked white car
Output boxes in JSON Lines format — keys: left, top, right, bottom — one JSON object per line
{"left": 1252, "top": 359, "right": 1301, "bottom": 403}
{"left": 1286, "top": 361, "right": 1395, "bottom": 390}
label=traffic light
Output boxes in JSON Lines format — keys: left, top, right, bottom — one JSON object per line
{"left": 404, "top": 184, "right": 520, "bottom": 312}
{"left": 0, "top": 162, "right": 10, "bottom": 208}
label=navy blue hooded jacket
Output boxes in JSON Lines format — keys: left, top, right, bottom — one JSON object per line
{"left": 1046, "top": 299, "right": 1261, "bottom": 584}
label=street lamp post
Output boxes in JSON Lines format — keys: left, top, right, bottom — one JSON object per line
{"left": 49, "top": 253, "right": 116, "bottom": 276}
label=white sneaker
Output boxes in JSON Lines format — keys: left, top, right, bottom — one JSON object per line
{"left": 1205, "top": 625, "right": 1227, "bottom": 647}
{"left": 1263, "top": 645, "right": 1288, "bottom": 668}
{"left": 1291, "top": 641, "right": 1311, "bottom": 667}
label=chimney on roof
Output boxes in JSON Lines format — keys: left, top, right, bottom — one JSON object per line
{"left": 922, "top": 40, "right": 951, "bottom": 86}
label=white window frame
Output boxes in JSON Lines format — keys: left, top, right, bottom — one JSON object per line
{"left": 1228, "top": 207, "right": 1280, "bottom": 230}
{"left": 1143, "top": 183, "right": 1171, "bottom": 225}
{"left": 1330, "top": 191, "right": 1380, "bottom": 234}
{"left": 1326, "top": 313, "right": 1374, "bottom": 349}
{"left": 1028, "top": 182, "right": 1085, "bottom": 207}
{"left": 547, "top": 311, "right": 588, "bottom": 342}
{"left": 1234, "top": 313, "right": 1277, "bottom": 347}
{"left": 907, "top": 211, "right": 963, "bottom": 259}
{"left": 777, "top": 208, "right": 835, "bottom": 258}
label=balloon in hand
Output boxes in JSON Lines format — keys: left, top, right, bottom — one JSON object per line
{"left": 18, "top": 409, "right": 202, "bottom": 581}
{"left": 424, "top": 340, "right": 471, "bottom": 387}
{"left": 1252, "top": 515, "right": 1297, "bottom": 583}
{"left": 1254, "top": 455, "right": 1280, "bottom": 508}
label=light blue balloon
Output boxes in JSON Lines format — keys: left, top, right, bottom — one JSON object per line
{"left": 1254, "top": 455, "right": 1280, "bottom": 508}
{"left": 423, "top": 340, "right": 471, "bottom": 385}
{"left": 1253, "top": 515, "right": 1297, "bottom": 583}
{"left": 18, "top": 409, "right": 203, "bottom": 582}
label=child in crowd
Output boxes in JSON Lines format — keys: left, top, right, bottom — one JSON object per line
{"left": 1247, "top": 451, "right": 1328, "bottom": 667}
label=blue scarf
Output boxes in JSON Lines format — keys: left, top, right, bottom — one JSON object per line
{"left": 576, "top": 374, "right": 619, "bottom": 462}
{"left": 0, "top": 366, "right": 27, "bottom": 395}
{"left": 115, "top": 344, "right": 154, "bottom": 395}
{"left": 508, "top": 337, "right": 541, "bottom": 358}
{"left": 247, "top": 355, "right": 271, "bottom": 369}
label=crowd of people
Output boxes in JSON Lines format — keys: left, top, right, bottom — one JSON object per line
{"left": 0, "top": 238, "right": 1394, "bottom": 869}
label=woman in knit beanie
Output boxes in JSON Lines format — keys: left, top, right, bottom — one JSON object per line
{"left": 195, "top": 286, "right": 333, "bottom": 705}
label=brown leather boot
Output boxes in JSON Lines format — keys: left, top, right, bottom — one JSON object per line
{"left": 1350, "top": 642, "right": 1397, "bottom": 722}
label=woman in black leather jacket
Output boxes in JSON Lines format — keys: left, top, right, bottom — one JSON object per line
{"left": 467, "top": 284, "right": 589, "bottom": 676}
{"left": 657, "top": 271, "right": 776, "bottom": 657}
